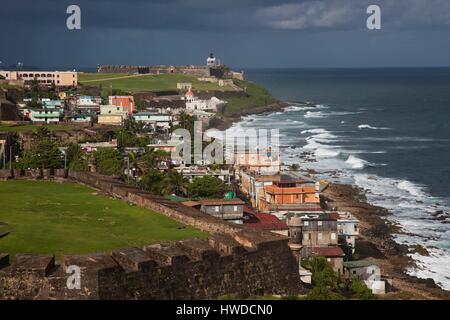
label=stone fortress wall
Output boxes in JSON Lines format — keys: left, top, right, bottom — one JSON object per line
{"left": 0, "top": 169, "right": 301, "bottom": 299}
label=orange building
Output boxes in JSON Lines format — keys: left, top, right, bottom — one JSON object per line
{"left": 108, "top": 96, "right": 135, "bottom": 115}
{"left": 259, "top": 177, "right": 320, "bottom": 212}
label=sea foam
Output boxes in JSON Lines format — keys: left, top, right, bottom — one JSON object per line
{"left": 358, "top": 124, "right": 391, "bottom": 130}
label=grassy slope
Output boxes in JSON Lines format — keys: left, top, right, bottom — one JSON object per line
{"left": 0, "top": 124, "right": 77, "bottom": 133}
{"left": 78, "top": 73, "right": 233, "bottom": 94}
{"left": 222, "top": 79, "right": 279, "bottom": 116}
{"left": 0, "top": 180, "right": 206, "bottom": 257}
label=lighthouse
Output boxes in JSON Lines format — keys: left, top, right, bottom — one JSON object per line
{"left": 206, "top": 53, "right": 218, "bottom": 67}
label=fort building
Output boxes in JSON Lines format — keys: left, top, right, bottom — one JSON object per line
{"left": 0, "top": 70, "right": 77, "bottom": 87}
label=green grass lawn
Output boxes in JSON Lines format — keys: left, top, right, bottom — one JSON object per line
{"left": 0, "top": 124, "right": 77, "bottom": 133}
{"left": 77, "top": 73, "right": 134, "bottom": 82}
{"left": 0, "top": 180, "right": 206, "bottom": 257}
{"left": 78, "top": 73, "right": 233, "bottom": 94}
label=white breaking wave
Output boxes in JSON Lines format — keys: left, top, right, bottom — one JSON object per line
{"left": 345, "top": 155, "right": 368, "bottom": 169}
{"left": 316, "top": 148, "right": 340, "bottom": 158}
{"left": 304, "top": 111, "right": 326, "bottom": 118}
{"left": 301, "top": 128, "right": 327, "bottom": 134}
{"left": 358, "top": 124, "right": 391, "bottom": 130}
{"left": 284, "top": 105, "right": 316, "bottom": 112}
{"left": 397, "top": 180, "right": 427, "bottom": 198}
{"left": 305, "top": 111, "right": 362, "bottom": 119}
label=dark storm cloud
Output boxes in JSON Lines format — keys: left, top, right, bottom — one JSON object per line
{"left": 1, "top": 0, "right": 450, "bottom": 68}
{"left": 2, "top": 0, "right": 450, "bottom": 32}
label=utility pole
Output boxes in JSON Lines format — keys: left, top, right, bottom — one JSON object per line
{"left": 9, "top": 145, "right": 12, "bottom": 170}
{"left": 2, "top": 143, "right": 5, "bottom": 169}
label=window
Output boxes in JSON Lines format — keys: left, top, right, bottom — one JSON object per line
{"left": 318, "top": 221, "right": 322, "bottom": 226}
{"left": 215, "top": 206, "right": 219, "bottom": 212}
{"left": 318, "top": 233, "right": 322, "bottom": 240}
{"left": 233, "top": 206, "right": 238, "bottom": 212}
{"left": 331, "top": 233, "right": 336, "bottom": 240}
{"left": 353, "top": 270, "right": 356, "bottom": 275}
{"left": 304, "top": 221, "right": 309, "bottom": 226}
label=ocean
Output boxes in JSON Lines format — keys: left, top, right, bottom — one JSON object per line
{"left": 230, "top": 68, "right": 450, "bottom": 290}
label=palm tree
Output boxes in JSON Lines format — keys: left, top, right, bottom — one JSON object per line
{"left": 137, "top": 148, "right": 171, "bottom": 173}
{"left": 33, "top": 127, "right": 50, "bottom": 141}
{"left": 162, "top": 170, "right": 188, "bottom": 196}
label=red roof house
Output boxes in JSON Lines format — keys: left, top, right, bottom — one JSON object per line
{"left": 109, "top": 96, "right": 135, "bottom": 114}
{"left": 243, "top": 207, "right": 288, "bottom": 232}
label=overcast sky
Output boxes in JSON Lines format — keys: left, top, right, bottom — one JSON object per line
{"left": 1, "top": 0, "right": 450, "bottom": 68}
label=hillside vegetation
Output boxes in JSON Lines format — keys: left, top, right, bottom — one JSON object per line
{"left": 221, "top": 79, "right": 279, "bottom": 116}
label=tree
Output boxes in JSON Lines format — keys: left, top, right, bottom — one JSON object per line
{"left": 139, "top": 169, "right": 165, "bottom": 195}
{"left": 161, "top": 170, "right": 188, "bottom": 196}
{"left": 17, "top": 139, "right": 63, "bottom": 169}
{"left": 46, "top": 83, "right": 59, "bottom": 100}
{"left": 30, "top": 78, "right": 41, "bottom": 99}
{"left": 172, "top": 111, "right": 194, "bottom": 134}
{"left": 290, "top": 163, "right": 300, "bottom": 171}
{"left": 138, "top": 169, "right": 187, "bottom": 196}
{"left": 139, "top": 149, "right": 170, "bottom": 172}
{"left": 115, "top": 128, "right": 150, "bottom": 148}
{"left": 350, "top": 279, "right": 375, "bottom": 300}
{"left": 93, "top": 148, "right": 123, "bottom": 176}
{"left": 303, "top": 257, "right": 346, "bottom": 300}
{"left": 33, "top": 127, "right": 50, "bottom": 141}
{"left": 66, "top": 143, "right": 88, "bottom": 171}
{"left": 305, "top": 285, "right": 346, "bottom": 300}
{"left": 188, "top": 176, "right": 229, "bottom": 198}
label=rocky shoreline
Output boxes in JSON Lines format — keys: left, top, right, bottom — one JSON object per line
{"left": 209, "top": 101, "right": 290, "bottom": 131}
{"left": 321, "top": 183, "right": 450, "bottom": 299}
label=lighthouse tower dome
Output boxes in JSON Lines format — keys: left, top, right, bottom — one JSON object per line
{"left": 207, "top": 53, "right": 217, "bottom": 67}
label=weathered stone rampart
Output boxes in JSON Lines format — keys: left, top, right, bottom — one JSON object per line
{"left": 0, "top": 169, "right": 301, "bottom": 299}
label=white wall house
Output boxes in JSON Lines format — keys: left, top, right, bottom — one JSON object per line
{"left": 77, "top": 96, "right": 102, "bottom": 106}
{"left": 133, "top": 112, "right": 172, "bottom": 129}
{"left": 343, "top": 260, "right": 386, "bottom": 294}
{"left": 182, "top": 89, "right": 226, "bottom": 112}
{"left": 336, "top": 212, "right": 359, "bottom": 253}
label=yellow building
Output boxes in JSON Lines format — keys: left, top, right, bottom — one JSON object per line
{"left": 0, "top": 70, "right": 77, "bottom": 87}
{"left": 98, "top": 114, "right": 124, "bottom": 126}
